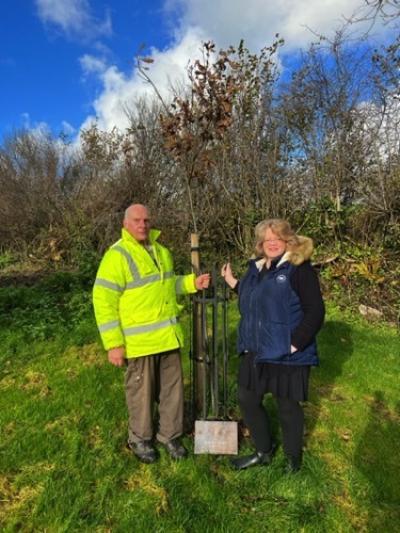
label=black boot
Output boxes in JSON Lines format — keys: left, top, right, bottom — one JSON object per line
{"left": 231, "top": 444, "right": 276, "bottom": 471}
{"left": 161, "top": 438, "right": 188, "bottom": 460}
{"left": 285, "top": 454, "right": 302, "bottom": 473}
{"left": 127, "top": 440, "right": 157, "bottom": 464}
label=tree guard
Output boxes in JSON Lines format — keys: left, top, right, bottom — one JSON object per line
{"left": 190, "top": 234, "right": 238, "bottom": 455}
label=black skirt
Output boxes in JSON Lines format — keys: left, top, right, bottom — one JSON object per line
{"left": 238, "top": 352, "right": 311, "bottom": 402}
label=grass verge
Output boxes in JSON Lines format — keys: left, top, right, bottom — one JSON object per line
{"left": 0, "top": 275, "right": 399, "bottom": 532}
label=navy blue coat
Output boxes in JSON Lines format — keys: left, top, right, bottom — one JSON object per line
{"left": 237, "top": 259, "right": 319, "bottom": 366}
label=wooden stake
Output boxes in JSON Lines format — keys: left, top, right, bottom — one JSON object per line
{"left": 191, "top": 233, "right": 207, "bottom": 418}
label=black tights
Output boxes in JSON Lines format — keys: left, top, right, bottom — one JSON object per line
{"left": 238, "top": 385, "right": 304, "bottom": 458}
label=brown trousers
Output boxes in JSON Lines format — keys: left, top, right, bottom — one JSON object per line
{"left": 125, "top": 349, "right": 184, "bottom": 444}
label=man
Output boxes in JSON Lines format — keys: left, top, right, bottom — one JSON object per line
{"left": 93, "top": 204, "right": 210, "bottom": 464}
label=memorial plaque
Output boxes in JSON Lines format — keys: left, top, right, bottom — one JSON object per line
{"left": 194, "top": 420, "right": 238, "bottom": 455}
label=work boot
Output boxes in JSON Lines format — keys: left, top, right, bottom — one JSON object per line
{"left": 162, "top": 438, "right": 188, "bottom": 460}
{"left": 285, "top": 454, "right": 302, "bottom": 473}
{"left": 231, "top": 444, "right": 276, "bottom": 471}
{"left": 127, "top": 440, "right": 157, "bottom": 464}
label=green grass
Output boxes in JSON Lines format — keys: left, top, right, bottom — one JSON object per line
{"left": 0, "top": 275, "right": 399, "bottom": 532}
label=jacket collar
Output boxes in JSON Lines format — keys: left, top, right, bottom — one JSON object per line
{"left": 277, "top": 252, "right": 291, "bottom": 267}
{"left": 254, "top": 253, "right": 289, "bottom": 272}
{"left": 121, "top": 227, "right": 161, "bottom": 245}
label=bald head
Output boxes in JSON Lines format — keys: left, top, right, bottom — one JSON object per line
{"left": 123, "top": 204, "right": 151, "bottom": 242}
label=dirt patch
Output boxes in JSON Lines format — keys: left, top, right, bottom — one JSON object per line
{"left": 22, "top": 370, "right": 51, "bottom": 397}
{"left": 0, "top": 473, "right": 44, "bottom": 524}
{"left": 125, "top": 467, "right": 169, "bottom": 514}
{"left": 63, "top": 343, "right": 105, "bottom": 368}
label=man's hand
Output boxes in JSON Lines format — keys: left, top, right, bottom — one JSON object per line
{"left": 195, "top": 273, "right": 211, "bottom": 290}
{"left": 108, "top": 346, "right": 126, "bottom": 367}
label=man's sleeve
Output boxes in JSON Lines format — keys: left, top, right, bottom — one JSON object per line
{"left": 175, "top": 273, "right": 197, "bottom": 295}
{"left": 92, "top": 249, "right": 126, "bottom": 350}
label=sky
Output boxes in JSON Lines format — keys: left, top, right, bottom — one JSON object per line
{"left": 0, "top": 0, "right": 392, "bottom": 142}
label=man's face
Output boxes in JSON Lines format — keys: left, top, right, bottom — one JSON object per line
{"left": 124, "top": 205, "right": 151, "bottom": 242}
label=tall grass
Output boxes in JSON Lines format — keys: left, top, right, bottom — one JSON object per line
{"left": 0, "top": 274, "right": 399, "bottom": 532}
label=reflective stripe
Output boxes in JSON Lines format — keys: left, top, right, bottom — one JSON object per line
{"left": 99, "top": 320, "right": 121, "bottom": 332}
{"left": 94, "top": 278, "right": 124, "bottom": 292}
{"left": 126, "top": 273, "right": 161, "bottom": 289}
{"left": 113, "top": 245, "right": 141, "bottom": 279}
{"left": 123, "top": 317, "right": 177, "bottom": 336}
{"left": 175, "top": 276, "right": 185, "bottom": 294}
{"left": 112, "top": 244, "right": 176, "bottom": 290}
{"left": 125, "top": 271, "right": 175, "bottom": 289}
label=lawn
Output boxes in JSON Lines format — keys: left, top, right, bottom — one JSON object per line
{"left": 0, "top": 273, "right": 399, "bottom": 532}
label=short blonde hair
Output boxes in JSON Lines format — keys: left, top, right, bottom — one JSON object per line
{"left": 254, "top": 218, "right": 299, "bottom": 257}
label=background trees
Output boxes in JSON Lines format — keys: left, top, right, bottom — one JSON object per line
{"left": 1, "top": 30, "right": 399, "bottom": 319}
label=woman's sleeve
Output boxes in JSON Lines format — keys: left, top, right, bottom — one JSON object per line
{"left": 290, "top": 261, "right": 325, "bottom": 351}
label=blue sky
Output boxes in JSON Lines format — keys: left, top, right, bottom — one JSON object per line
{"left": 0, "top": 0, "right": 391, "bottom": 142}
{"left": 1, "top": 0, "right": 171, "bottom": 139}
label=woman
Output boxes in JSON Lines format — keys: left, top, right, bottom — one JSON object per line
{"left": 222, "top": 219, "right": 324, "bottom": 472}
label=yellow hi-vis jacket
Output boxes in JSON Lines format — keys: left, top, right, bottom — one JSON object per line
{"left": 93, "top": 228, "right": 197, "bottom": 358}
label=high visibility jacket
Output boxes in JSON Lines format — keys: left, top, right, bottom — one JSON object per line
{"left": 93, "top": 228, "right": 197, "bottom": 358}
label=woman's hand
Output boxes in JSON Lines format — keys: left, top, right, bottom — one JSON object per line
{"left": 221, "top": 262, "right": 238, "bottom": 289}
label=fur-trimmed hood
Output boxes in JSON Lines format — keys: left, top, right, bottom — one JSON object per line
{"left": 282, "top": 235, "right": 314, "bottom": 266}
{"left": 254, "top": 235, "right": 314, "bottom": 270}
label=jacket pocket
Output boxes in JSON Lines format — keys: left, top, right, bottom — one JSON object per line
{"left": 257, "top": 322, "right": 291, "bottom": 361}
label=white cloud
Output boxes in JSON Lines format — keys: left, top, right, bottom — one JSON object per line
{"left": 20, "top": 113, "right": 76, "bottom": 139}
{"left": 79, "top": 0, "right": 391, "bottom": 134}
{"left": 361, "top": 97, "right": 400, "bottom": 158}
{"left": 35, "top": 0, "right": 112, "bottom": 40}
{"left": 21, "top": 112, "right": 31, "bottom": 129}
{"left": 61, "top": 121, "right": 76, "bottom": 135}
{"left": 165, "top": 0, "right": 381, "bottom": 50}
{"left": 20, "top": 112, "right": 51, "bottom": 136}
{"left": 79, "top": 27, "right": 207, "bottom": 132}
{"left": 80, "top": 54, "right": 108, "bottom": 75}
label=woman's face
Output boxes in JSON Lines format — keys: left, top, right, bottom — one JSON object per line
{"left": 262, "top": 228, "right": 287, "bottom": 260}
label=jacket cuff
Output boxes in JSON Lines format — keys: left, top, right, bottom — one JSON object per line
{"left": 290, "top": 331, "right": 308, "bottom": 352}
{"left": 175, "top": 273, "right": 197, "bottom": 294}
